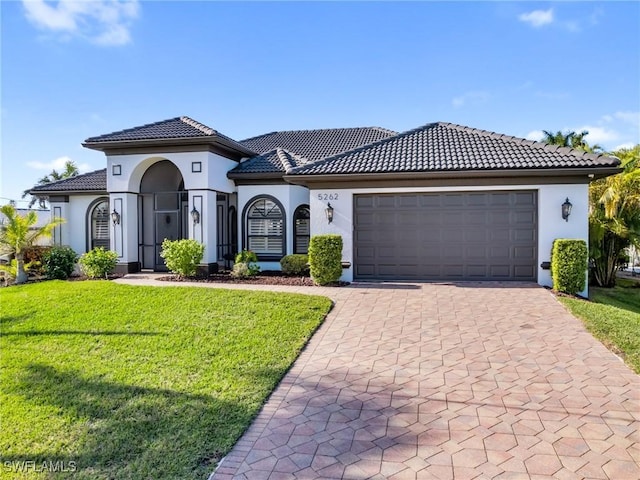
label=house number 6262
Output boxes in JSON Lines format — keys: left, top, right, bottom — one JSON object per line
{"left": 318, "top": 193, "right": 339, "bottom": 201}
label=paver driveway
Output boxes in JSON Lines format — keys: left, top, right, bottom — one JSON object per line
{"left": 203, "top": 281, "right": 639, "bottom": 480}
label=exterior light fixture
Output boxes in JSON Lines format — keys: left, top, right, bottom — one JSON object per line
{"left": 111, "top": 209, "right": 121, "bottom": 226}
{"left": 190, "top": 206, "right": 200, "bottom": 224}
{"left": 561, "top": 198, "right": 572, "bottom": 222}
{"left": 325, "top": 203, "right": 334, "bottom": 224}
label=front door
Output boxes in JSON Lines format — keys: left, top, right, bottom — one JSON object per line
{"left": 155, "top": 211, "right": 180, "bottom": 270}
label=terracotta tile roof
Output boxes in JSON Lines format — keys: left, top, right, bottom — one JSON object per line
{"left": 30, "top": 169, "right": 107, "bottom": 193}
{"left": 289, "top": 122, "right": 620, "bottom": 175}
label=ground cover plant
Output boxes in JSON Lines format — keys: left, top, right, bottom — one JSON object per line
{"left": 0, "top": 281, "right": 332, "bottom": 479}
{"left": 559, "top": 277, "right": 640, "bottom": 373}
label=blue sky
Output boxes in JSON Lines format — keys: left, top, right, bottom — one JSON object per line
{"left": 2, "top": 1, "right": 639, "bottom": 207}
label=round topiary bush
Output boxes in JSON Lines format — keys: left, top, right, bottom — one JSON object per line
{"left": 43, "top": 245, "right": 78, "bottom": 280}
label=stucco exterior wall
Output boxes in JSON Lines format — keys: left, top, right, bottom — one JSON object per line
{"left": 60, "top": 195, "right": 105, "bottom": 255}
{"left": 310, "top": 184, "right": 589, "bottom": 296}
{"left": 106, "top": 151, "right": 237, "bottom": 194}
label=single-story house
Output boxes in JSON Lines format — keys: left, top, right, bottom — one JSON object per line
{"left": 30, "top": 116, "right": 620, "bottom": 293}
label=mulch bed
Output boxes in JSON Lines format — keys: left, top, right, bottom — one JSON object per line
{"left": 157, "top": 270, "right": 347, "bottom": 287}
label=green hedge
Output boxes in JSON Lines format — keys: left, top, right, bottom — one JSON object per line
{"left": 551, "top": 239, "right": 588, "bottom": 295}
{"left": 280, "top": 254, "right": 309, "bottom": 276}
{"left": 308, "top": 235, "right": 342, "bottom": 285}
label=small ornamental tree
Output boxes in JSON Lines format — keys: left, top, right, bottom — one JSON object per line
{"left": 79, "top": 247, "right": 118, "bottom": 279}
{"left": 160, "top": 239, "right": 204, "bottom": 278}
{"left": 0, "top": 204, "right": 64, "bottom": 284}
{"left": 551, "top": 239, "right": 588, "bottom": 295}
{"left": 308, "top": 235, "right": 343, "bottom": 285}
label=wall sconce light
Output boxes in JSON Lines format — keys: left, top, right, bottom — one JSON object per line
{"left": 561, "top": 198, "right": 572, "bottom": 222}
{"left": 190, "top": 206, "right": 200, "bottom": 224}
{"left": 325, "top": 203, "right": 334, "bottom": 224}
{"left": 111, "top": 209, "right": 121, "bottom": 226}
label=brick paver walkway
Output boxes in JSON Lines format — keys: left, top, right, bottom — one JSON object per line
{"left": 116, "top": 276, "right": 640, "bottom": 479}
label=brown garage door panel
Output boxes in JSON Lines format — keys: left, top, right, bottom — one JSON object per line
{"left": 354, "top": 191, "right": 537, "bottom": 281}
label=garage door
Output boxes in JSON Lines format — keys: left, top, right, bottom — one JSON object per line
{"left": 354, "top": 191, "right": 537, "bottom": 281}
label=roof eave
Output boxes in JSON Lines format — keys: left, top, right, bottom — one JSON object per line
{"left": 284, "top": 166, "right": 623, "bottom": 186}
{"left": 83, "top": 135, "right": 257, "bottom": 157}
{"left": 28, "top": 189, "right": 107, "bottom": 195}
{"left": 227, "top": 171, "right": 285, "bottom": 181}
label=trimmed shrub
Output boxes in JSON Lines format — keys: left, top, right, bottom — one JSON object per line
{"left": 232, "top": 250, "right": 260, "bottom": 277}
{"left": 308, "top": 235, "right": 343, "bottom": 285}
{"left": 280, "top": 254, "right": 310, "bottom": 276}
{"left": 551, "top": 239, "right": 588, "bottom": 295}
{"left": 43, "top": 245, "right": 78, "bottom": 280}
{"left": 79, "top": 247, "right": 119, "bottom": 279}
{"left": 23, "top": 246, "right": 51, "bottom": 276}
{"left": 160, "top": 239, "right": 205, "bottom": 278}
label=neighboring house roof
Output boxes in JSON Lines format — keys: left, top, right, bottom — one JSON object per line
{"left": 289, "top": 122, "right": 620, "bottom": 176}
{"left": 30, "top": 169, "right": 107, "bottom": 193}
{"left": 83, "top": 116, "right": 255, "bottom": 156}
{"left": 232, "top": 127, "right": 398, "bottom": 176}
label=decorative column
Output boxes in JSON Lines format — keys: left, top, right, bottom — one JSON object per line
{"left": 189, "top": 190, "right": 218, "bottom": 274}
{"left": 110, "top": 193, "right": 140, "bottom": 273}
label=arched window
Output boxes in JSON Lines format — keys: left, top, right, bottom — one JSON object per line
{"left": 89, "top": 199, "right": 110, "bottom": 250}
{"left": 293, "top": 205, "right": 310, "bottom": 254}
{"left": 244, "top": 196, "right": 285, "bottom": 259}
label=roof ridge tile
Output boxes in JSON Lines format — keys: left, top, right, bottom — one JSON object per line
{"left": 85, "top": 117, "right": 182, "bottom": 142}
{"left": 179, "top": 116, "right": 216, "bottom": 135}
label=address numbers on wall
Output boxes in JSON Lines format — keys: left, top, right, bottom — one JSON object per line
{"left": 317, "top": 193, "right": 339, "bottom": 201}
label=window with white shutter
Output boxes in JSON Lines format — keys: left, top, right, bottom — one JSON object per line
{"left": 90, "top": 200, "right": 110, "bottom": 249}
{"left": 245, "top": 197, "right": 285, "bottom": 258}
{"left": 293, "top": 205, "right": 310, "bottom": 254}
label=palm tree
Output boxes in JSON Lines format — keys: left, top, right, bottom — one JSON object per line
{"left": 542, "top": 129, "right": 602, "bottom": 153}
{"left": 22, "top": 160, "right": 80, "bottom": 209}
{"left": 589, "top": 145, "right": 640, "bottom": 286}
{"left": 0, "top": 204, "right": 64, "bottom": 284}
{"left": 542, "top": 130, "right": 575, "bottom": 148}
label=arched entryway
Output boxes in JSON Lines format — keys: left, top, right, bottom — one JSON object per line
{"left": 139, "top": 160, "right": 187, "bottom": 270}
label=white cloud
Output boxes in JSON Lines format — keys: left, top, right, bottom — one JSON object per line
{"left": 612, "top": 142, "right": 635, "bottom": 152}
{"left": 22, "top": 0, "right": 139, "bottom": 46}
{"left": 518, "top": 9, "right": 554, "bottom": 28}
{"left": 27, "top": 156, "right": 90, "bottom": 173}
{"left": 573, "top": 126, "right": 620, "bottom": 145}
{"left": 452, "top": 91, "right": 490, "bottom": 108}
{"left": 525, "top": 130, "right": 545, "bottom": 142}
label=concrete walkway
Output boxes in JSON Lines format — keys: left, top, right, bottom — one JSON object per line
{"left": 115, "top": 276, "right": 640, "bottom": 479}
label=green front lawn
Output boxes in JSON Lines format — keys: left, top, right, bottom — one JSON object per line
{"left": 559, "top": 277, "right": 640, "bottom": 373}
{"left": 0, "top": 281, "right": 332, "bottom": 479}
